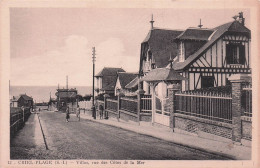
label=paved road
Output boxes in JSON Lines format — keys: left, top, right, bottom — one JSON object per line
{"left": 11, "top": 111, "right": 230, "bottom": 160}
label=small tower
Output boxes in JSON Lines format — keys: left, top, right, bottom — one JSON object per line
{"left": 150, "top": 14, "right": 155, "bottom": 30}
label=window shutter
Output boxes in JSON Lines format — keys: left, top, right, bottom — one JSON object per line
{"left": 239, "top": 45, "right": 246, "bottom": 64}
{"left": 226, "top": 44, "right": 232, "bottom": 64}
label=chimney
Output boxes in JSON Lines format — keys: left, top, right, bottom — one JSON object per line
{"left": 238, "top": 12, "right": 245, "bottom": 26}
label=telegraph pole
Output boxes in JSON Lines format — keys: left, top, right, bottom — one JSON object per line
{"left": 66, "top": 75, "right": 68, "bottom": 109}
{"left": 92, "top": 47, "right": 96, "bottom": 119}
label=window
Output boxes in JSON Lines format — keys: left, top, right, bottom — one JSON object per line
{"left": 226, "top": 43, "right": 245, "bottom": 64}
{"left": 179, "top": 42, "right": 185, "bottom": 62}
{"left": 201, "top": 76, "right": 215, "bottom": 88}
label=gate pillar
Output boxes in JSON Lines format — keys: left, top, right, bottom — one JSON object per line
{"left": 229, "top": 74, "right": 251, "bottom": 143}
{"left": 168, "top": 83, "right": 181, "bottom": 130}
{"left": 150, "top": 83, "right": 156, "bottom": 125}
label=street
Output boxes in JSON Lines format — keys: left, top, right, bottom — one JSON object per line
{"left": 10, "top": 111, "right": 230, "bottom": 160}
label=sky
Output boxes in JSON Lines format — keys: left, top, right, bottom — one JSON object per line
{"left": 10, "top": 8, "right": 250, "bottom": 87}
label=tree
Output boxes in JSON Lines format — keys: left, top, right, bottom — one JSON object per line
{"left": 83, "top": 94, "right": 92, "bottom": 101}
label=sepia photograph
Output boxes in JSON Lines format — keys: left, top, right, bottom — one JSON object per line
{"left": 1, "top": 0, "right": 259, "bottom": 167}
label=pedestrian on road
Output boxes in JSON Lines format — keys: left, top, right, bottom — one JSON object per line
{"left": 76, "top": 105, "right": 80, "bottom": 121}
{"left": 66, "top": 106, "right": 70, "bottom": 122}
{"left": 99, "top": 105, "right": 104, "bottom": 119}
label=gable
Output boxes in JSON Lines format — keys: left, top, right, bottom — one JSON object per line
{"left": 115, "top": 77, "right": 122, "bottom": 90}
{"left": 118, "top": 72, "right": 138, "bottom": 89}
{"left": 173, "top": 21, "right": 251, "bottom": 71}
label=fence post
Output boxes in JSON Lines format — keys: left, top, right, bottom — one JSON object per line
{"left": 117, "top": 94, "right": 122, "bottom": 121}
{"left": 104, "top": 94, "right": 110, "bottom": 119}
{"left": 22, "top": 107, "right": 25, "bottom": 123}
{"left": 229, "top": 74, "right": 251, "bottom": 143}
{"left": 168, "top": 83, "right": 181, "bottom": 130}
{"left": 137, "top": 89, "right": 145, "bottom": 124}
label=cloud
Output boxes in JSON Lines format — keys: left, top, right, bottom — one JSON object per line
{"left": 95, "top": 38, "right": 139, "bottom": 73}
{"left": 11, "top": 35, "right": 139, "bottom": 86}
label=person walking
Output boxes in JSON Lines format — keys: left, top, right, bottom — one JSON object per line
{"left": 76, "top": 105, "right": 80, "bottom": 121}
{"left": 66, "top": 106, "right": 70, "bottom": 122}
{"left": 99, "top": 105, "right": 104, "bottom": 119}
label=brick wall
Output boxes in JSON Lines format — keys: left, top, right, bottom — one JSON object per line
{"left": 175, "top": 114, "right": 232, "bottom": 139}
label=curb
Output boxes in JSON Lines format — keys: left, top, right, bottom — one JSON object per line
{"left": 36, "top": 113, "right": 49, "bottom": 150}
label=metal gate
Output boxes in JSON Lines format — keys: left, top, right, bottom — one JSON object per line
{"left": 154, "top": 95, "right": 171, "bottom": 126}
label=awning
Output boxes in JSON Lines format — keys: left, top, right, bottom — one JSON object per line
{"left": 141, "top": 68, "right": 187, "bottom": 82}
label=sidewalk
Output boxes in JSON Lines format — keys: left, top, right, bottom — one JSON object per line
{"left": 10, "top": 113, "right": 47, "bottom": 159}
{"left": 71, "top": 112, "right": 251, "bottom": 160}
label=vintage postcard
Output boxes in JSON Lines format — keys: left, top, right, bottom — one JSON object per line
{"left": 0, "top": 0, "right": 260, "bottom": 167}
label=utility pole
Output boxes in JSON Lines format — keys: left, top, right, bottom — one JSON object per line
{"left": 66, "top": 75, "right": 68, "bottom": 110}
{"left": 92, "top": 47, "right": 96, "bottom": 119}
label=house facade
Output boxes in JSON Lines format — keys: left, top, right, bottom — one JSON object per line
{"left": 139, "top": 12, "right": 251, "bottom": 94}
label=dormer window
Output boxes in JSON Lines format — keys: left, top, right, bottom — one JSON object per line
{"left": 226, "top": 42, "right": 245, "bottom": 65}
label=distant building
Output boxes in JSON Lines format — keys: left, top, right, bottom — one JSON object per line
{"left": 56, "top": 88, "right": 78, "bottom": 111}
{"left": 10, "top": 96, "right": 19, "bottom": 107}
{"left": 17, "top": 94, "right": 34, "bottom": 109}
{"left": 95, "top": 67, "right": 125, "bottom": 96}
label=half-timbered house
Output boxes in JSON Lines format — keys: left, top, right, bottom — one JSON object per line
{"left": 138, "top": 12, "right": 251, "bottom": 93}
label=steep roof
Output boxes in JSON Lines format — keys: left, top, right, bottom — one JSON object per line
{"left": 117, "top": 72, "right": 138, "bottom": 89}
{"left": 19, "top": 94, "right": 33, "bottom": 101}
{"left": 95, "top": 67, "right": 125, "bottom": 77}
{"left": 176, "top": 28, "right": 214, "bottom": 41}
{"left": 125, "top": 76, "right": 139, "bottom": 89}
{"left": 142, "top": 28, "right": 183, "bottom": 68}
{"left": 101, "top": 75, "right": 118, "bottom": 91}
{"left": 173, "top": 21, "right": 251, "bottom": 71}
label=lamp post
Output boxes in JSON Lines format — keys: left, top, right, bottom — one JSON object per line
{"left": 92, "top": 47, "right": 96, "bottom": 119}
